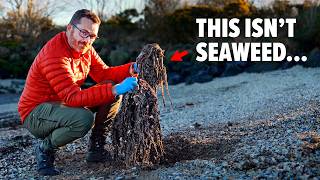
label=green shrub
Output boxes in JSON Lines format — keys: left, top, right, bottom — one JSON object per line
{"left": 294, "top": 4, "right": 320, "bottom": 51}
{"left": 108, "top": 49, "right": 130, "bottom": 66}
{"left": 0, "top": 40, "right": 20, "bottom": 49}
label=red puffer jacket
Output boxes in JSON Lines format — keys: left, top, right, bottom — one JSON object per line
{"left": 18, "top": 31, "right": 132, "bottom": 122}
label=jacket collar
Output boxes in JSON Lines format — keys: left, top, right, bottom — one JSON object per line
{"left": 62, "top": 31, "right": 86, "bottom": 59}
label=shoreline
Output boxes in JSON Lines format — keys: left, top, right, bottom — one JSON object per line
{"left": 1, "top": 65, "right": 320, "bottom": 178}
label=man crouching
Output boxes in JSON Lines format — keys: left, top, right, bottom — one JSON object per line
{"left": 18, "top": 9, "right": 139, "bottom": 176}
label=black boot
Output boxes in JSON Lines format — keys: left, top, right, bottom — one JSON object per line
{"left": 35, "top": 142, "right": 60, "bottom": 176}
{"left": 86, "top": 95, "right": 121, "bottom": 163}
{"left": 86, "top": 131, "right": 112, "bottom": 163}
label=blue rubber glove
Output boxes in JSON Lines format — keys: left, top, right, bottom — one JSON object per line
{"left": 133, "top": 63, "right": 140, "bottom": 74}
{"left": 113, "top": 77, "right": 138, "bottom": 95}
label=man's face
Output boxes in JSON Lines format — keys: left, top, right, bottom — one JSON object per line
{"left": 67, "top": 17, "right": 99, "bottom": 54}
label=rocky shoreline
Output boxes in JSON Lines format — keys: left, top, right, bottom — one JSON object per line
{"left": 1, "top": 102, "right": 319, "bottom": 179}
{"left": 155, "top": 101, "right": 320, "bottom": 179}
{"left": 0, "top": 66, "right": 320, "bottom": 179}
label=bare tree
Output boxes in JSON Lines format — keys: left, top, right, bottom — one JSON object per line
{"left": 73, "top": 0, "right": 109, "bottom": 20}
{"left": 145, "top": 0, "right": 180, "bottom": 15}
{"left": 72, "top": 0, "right": 124, "bottom": 21}
{"left": 71, "top": 0, "right": 147, "bottom": 21}
{"left": 196, "top": 0, "right": 247, "bottom": 8}
{"left": 1, "top": 0, "right": 57, "bottom": 40}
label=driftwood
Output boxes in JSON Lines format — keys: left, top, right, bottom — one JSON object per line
{"left": 112, "top": 43, "right": 172, "bottom": 167}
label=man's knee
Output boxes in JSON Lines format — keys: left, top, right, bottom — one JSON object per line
{"left": 72, "top": 109, "right": 94, "bottom": 136}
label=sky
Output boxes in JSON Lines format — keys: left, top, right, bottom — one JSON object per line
{"left": 52, "top": 0, "right": 306, "bottom": 26}
{"left": 53, "top": 0, "right": 146, "bottom": 26}
{"left": 1, "top": 0, "right": 306, "bottom": 26}
{"left": 0, "top": 0, "right": 146, "bottom": 25}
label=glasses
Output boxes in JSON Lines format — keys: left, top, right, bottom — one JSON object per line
{"left": 71, "top": 23, "right": 99, "bottom": 40}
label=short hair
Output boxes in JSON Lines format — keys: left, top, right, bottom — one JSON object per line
{"left": 69, "top": 9, "right": 101, "bottom": 25}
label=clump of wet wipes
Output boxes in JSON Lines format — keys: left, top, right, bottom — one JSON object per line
{"left": 112, "top": 43, "right": 172, "bottom": 167}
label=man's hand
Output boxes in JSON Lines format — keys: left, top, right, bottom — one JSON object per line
{"left": 112, "top": 77, "right": 138, "bottom": 95}
{"left": 130, "top": 62, "right": 140, "bottom": 76}
{"left": 133, "top": 63, "right": 140, "bottom": 73}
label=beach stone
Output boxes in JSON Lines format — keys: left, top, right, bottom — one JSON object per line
{"left": 221, "top": 62, "right": 244, "bottom": 77}
{"left": 167, "top": 72, "right": 184, "bottom": 85}
{"left": 304, "top": 48, "right": 320, "bottom": 67}
{"left": 245, "top": 62, "right": 281, "bottom": 73}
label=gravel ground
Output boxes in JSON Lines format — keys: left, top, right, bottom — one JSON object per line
{"left": 0, "top": 65, "right": 320, "bottom": 179}
{"left": 160, "top": 65, "right": 320, "bottom": 135}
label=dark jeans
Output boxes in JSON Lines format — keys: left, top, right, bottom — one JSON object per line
{"left": 23, "top": 83, "right": 122, "bottom": 151}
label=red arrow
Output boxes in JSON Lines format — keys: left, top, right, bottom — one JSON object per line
{"left": 171, "top": 50, "right": 189, "bottom": 62}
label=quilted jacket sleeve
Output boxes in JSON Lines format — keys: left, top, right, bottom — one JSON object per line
{"left": 40, "top": 57, "right": 115, "bottom": 107}
{"left": 89, "top": 48, "right": 132, "bottom": 84}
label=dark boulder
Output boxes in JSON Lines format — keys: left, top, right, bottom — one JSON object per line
{"left": 208, "top": 64, "right": 224, "bottom": 77}
{"left": 303, "top": 48, "right": 320, "bottom": 68}
{"left": 185, "top": 69, "right": 213, "bottom": 85}
{"left": 221, "top": 62, "right": 245, "bottom": 77}
{"left": 244, "top": 62, "right": 281, "bottom": 73}
{"left": 167, "top": 72, "right": 184, "bottom": 85}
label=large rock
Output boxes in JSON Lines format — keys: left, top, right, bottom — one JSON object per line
{"left": 280, "top": 61, "right": 297, "bottom": 70}
{"left": 0, "top": 79, "right": 25, "bottom": 94}
{"left": 208, "top": 64, "right": 224, "bottom": 77}
{"left": 303, "top": 48, "right": 320, "bottom": 67}
{"left": 180, "top": 61, "right": 194, "bottom": 77}
{"left": 221, "top": 62, "right": 246, "bottom": 77}
{"left": 185, "top": 69, "right": 213, "bottom": 85}
{"left": 244, "top": 62, "right": 281, "bottom": 73}
{"left": 167, "top": 72, "right": 184, "bottom": 85}
{"left": 183, "top": 62, "right": 213, "bottom": 84}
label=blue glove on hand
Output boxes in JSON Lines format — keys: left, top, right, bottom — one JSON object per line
{"left": 114, "top": 77, "right": 138, "bottom": 95}
{"left": 133, "top": 63, "right": 140, "bottom": 74}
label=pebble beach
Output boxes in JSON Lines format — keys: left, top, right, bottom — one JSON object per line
{"left": 0, "top": 65, "right": 320, "bottom": 179}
